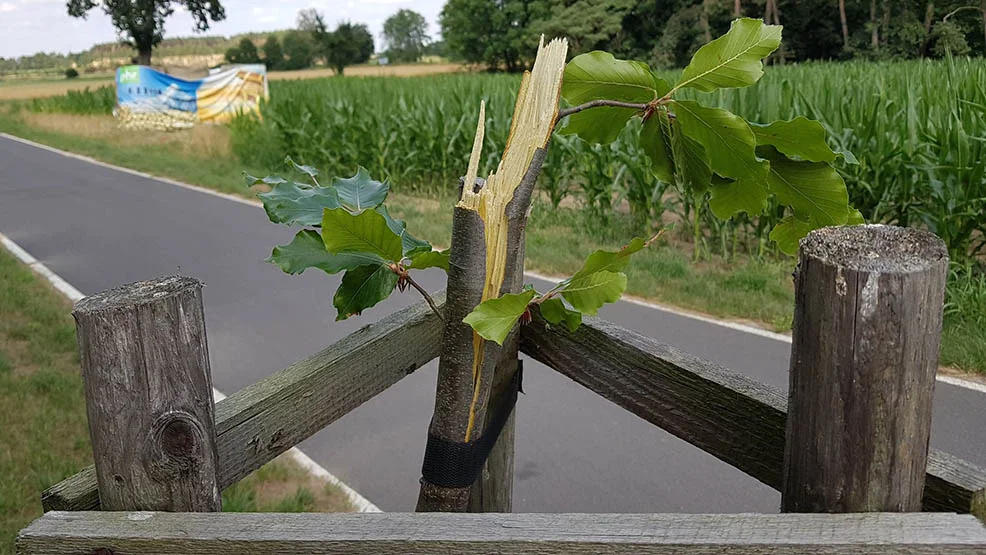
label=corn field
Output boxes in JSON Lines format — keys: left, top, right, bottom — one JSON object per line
{"left": 227, "top": 58, "right": 986, "bottom": 261}
{"left": 23, "top": 58, "right": 986, "bottom": 261}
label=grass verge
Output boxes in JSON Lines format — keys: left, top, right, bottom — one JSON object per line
{"left": 0, "top": 247, "right": 352, "bottom": 554}
{"left": 0, "top": 109, "right": 983, "bottom": 374}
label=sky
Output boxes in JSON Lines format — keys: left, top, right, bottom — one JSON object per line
{"left": 0, "top": 0, "right": 445, "bottom": 58}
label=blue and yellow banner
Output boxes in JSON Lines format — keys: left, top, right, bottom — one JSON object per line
{"left": 115, "top": 64, "right": 268, "bottom": 129}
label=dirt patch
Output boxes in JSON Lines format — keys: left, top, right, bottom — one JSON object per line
{"left": 0, "top": 79, "right": 115, "bottom": 101}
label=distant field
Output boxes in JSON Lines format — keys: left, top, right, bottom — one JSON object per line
{"left": 0, "top": 63, "right": 468, "bottom": 101}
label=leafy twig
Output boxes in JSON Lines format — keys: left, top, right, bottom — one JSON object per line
{"left": 556, "top": 99, "right": 650, "bottom": 122}
{"left": 402, "top": 272, "right": 445, "bottom": 323}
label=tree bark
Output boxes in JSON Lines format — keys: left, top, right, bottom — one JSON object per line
{"left": 734, "top": 0, "right": 742, "bottom": 17}
{"left": 136, "top": 48, "right": 152, "bottom": 66}
{"left": 701, "top": 0, "right": 712, "bottom": 43}
{"left": 921, "top": 2, "right": 935, "bottom": 57}
{"left": 871, "top": 0, "right": 880, "bottom": 50}
{"left": 839, "top": 0, "right": 850, "bottom": 47}
{"left": 981, "top": 0, "right": 986, "bottom": 55}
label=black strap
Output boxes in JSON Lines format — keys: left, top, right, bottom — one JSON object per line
{"left": 420, "top": 362, "right": 523, "bottom": 488}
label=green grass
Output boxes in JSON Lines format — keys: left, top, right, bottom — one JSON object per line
{"left": 0, "top": 248, "right": 351, "bottom": 554}
{"left": 0, "top": 249, "right": 89, "bottom": 555}
{"left": 0, "top": 108, "right": 261, "bottom": 197}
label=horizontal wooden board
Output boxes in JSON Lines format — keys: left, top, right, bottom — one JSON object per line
{"left": 520, "top": 311, "right": 986, "bottom": 517}
{"left": 41, "top": 295, "right": 445, "bottom": 511}
{"left": 18, "top": 511, "right": 986, "bottom": 554}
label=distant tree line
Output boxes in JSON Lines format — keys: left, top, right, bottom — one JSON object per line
{"left": 224, "top": 9, "right": 374, "bottom": 74}
{"left": 439, "top": 0, "right": 986, "bottom": 70}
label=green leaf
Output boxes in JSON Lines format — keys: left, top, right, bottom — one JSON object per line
{"left": 539, "top": 297, "right": 582, "bottom": 332}
{"left": 751, "top": 117, "right": 838, "bottom": 163}
{"left": 759, "top": 146, "right": 850, "bottom": 226}
{"left": 408, "top": 249, "right": 450, "bottom": 271}
{"left": 258, "top": 181, "right": 342, "bottom": 226}
{"left": 676, "top": 18, "right": 782, "bottom": 92}
{"left": 245, "top": 173, "right": 287, "bottom": 186}
{"left": 560, "top": 106, "right": 637, "bottom": 144}
{"left": 769, "top": 215, "right": 819, "bottom": 255}
{"left": 672, "top": 100, "right": 767, "bottom": 181}
{"left": 376, "top": 205, "right": 432, "bottom": 257}
{"left": 286, "top": 156, "right": 319, "bottom": 179}
{"left": 333, "top": 167, "right": 389, "bottom": 211}
{"left": 268, "top": 229, "right": 386, "bottom": 275}
{"left": 709, "top": 175, "right": 768, "bottom": 219}
{"left": 639, "top": 112, "right": 674, "bottom": 182}
{"left": 848, "top": 206, "right": 865, "bottom": 225}
{"left": 321, "top": 207, "right": 404, "bottom": 262}
{"left": 333, "top": 264, "right": 399, "bottom": 321}
{"left": 574, "top": 237, "right": 649, "bottom": 279}
{"left": 670, "top": 116, "right": 712, "bottom": 193}
{"left": 562, "top": 51, "right": 670, "bottom": 105}
{"left": 463, "top": 290, "right": 537, "bottom": 345}
{"left": 561, "top": 270, "right": 628, "bottom": 316}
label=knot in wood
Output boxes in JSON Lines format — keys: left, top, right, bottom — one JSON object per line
{"left": 144, "top": 411, "right": 206, "bottom": 482}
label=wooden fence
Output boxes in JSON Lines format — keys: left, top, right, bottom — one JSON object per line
{"left": 16, "top": 225, "right": 986, "bottom": 553}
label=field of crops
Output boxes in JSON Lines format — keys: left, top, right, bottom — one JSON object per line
{"left": 15, "top": 58, "right": 986, "bottom": 262}
{"left": 223, "top": 58, "right": 986, "bottom": 263}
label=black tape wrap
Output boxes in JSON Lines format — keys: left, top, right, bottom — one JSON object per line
{"left": 420, "top": 362, "right": 523, "bottom": 488}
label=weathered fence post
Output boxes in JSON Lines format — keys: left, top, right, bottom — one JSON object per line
{"left": 74, "top": 276, "right": 221, "bottom": 511}
{"left": 782, "top": 225, "right": 949, "bottom": 512}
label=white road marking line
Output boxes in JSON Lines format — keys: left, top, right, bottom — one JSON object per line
{"left": 0, "top": 232, "right": 381, "bottom": 513}
{"left": 3, "top": 132, "right": 985, "bottom": 394}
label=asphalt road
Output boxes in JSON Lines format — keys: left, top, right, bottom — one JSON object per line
{"left": 2, "top": 134, "right": 984, "bottom": 513}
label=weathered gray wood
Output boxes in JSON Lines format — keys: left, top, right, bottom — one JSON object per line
{"left": 44, "top": 294, "right": 445, "bottom": 512}
{"left": 73, "top": 276, "right": 221, "bottom": 511}
{"left": 519, "top": 311, "right": 986, "bottom": 517}
{"left": 783, "top": 225, "right": 949, "bottom": 513}
{"left": 18, "top": 511, "right": 986, "bottom": 554}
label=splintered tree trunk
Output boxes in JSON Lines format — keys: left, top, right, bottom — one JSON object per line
{"left": 417, "top": 38, "right": 568, "bottom": 513}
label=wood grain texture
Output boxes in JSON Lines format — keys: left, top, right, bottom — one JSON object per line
{"left": 73, "top": 276, "right": 221, "bottom": 512}
{"left": 519, "top": 311, "right": 986, "bottom": 516}
{"left": 18, "top": 511, "right": 986, "bottom": 554}
{"left": 44, "top": 294, "right": 445, "bottom": 512}
{"left": 783, "top": 225, "right": 949, "bottom": 513}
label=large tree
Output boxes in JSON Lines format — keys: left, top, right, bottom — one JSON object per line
{"left": 383, "top": 9, "right": 429, "bottom": 63}
{"left": 66, "top": 0, "right": 225, "bottom": 65}
{"left": 297, "top": 9, "right": 374, "bottom": 74}
{"left": 440, "top": 0, "right": 540, "bottom": 71}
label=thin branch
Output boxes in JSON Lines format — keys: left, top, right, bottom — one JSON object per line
{"left": 556, "top": 99, "right": 650, "bottom": 122}
{"left": 943, "top": 5, "right": 981, "bottom": 22}
{"left": 405, "top": 274, "right": 445, "bottom": 323}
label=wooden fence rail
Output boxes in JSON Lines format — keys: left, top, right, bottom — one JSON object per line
{"left": 18, "top": 511, "right": 986, "bottom": 554}
{"left": 519, "top": 310, "right": 986, "bottom": 517}
{"left": 42, "top": 293, "right": 446, "bottom": 512}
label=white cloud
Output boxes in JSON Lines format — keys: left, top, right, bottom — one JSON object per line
{"left": 0, "top": 2, "right": 18, "bottom": 12}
